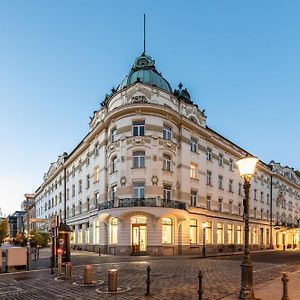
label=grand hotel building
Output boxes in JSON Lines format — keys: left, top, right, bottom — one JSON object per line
{"left": 34, "top": 53, "right": 300, "bottom": 256}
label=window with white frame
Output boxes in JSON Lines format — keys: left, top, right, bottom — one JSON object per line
{"left": 162, "top": 217, "right": 173, "bottom": 244}
{"left": 133, "top": 182, "right": 145, "bottom": 199}
{"left": 218, "top": 153, "right": 223, "bottom": 166}
{"left": 112, "top": 185, "right": 117, "bottom": 201}
{"left": 163, "top": 154, "right": 171, "bottom": 171}
{"left": 78, "top": 180, "right": 82, "bottom": 194}
{"left": 111, "top": 128, "right": 117, "bottom": 143}
{"left": 110, "top": 218, "right": 118, "bottom": 244}
{"left": 227, "top": 224, "right": 234, "bottom": 244}
{"left": 163, "top": 185, "right": 171, "bottom": 200}
{"left": 218, "top": 198, "right": 223, "bottom": 212}
{"left": 229, "top": 159, "right": 233, "bottom": 171}
{"left": 237, "top": 225, "right": 243, "bottom": 244}
{"left": 72, "top": 184, "right": 75, "bottom": 197}
{"left": 190, "top": 190, "right": 197, "bottom": 207}
{"left": 72, "top": 204, "right": 75, "bottom": 216}
{"left": 78, "top": 225, "right": 82, "bottom": 243}
{"left": 217, "top": 223, "right": 224, "bottom": 244}
{"left": 86, "top": 197, "right": 90, "bottom": 211}
{"left": 205, "top": 222, "right": 212, "bottom": 244}
{"left": 218, "top": 175, "right": 223, "bottom": 189}
{"left": 229, "top": 179, "right": 233, "bottom": 192}
{"left": 190, "top": 163, "right": 197, "bottom": 179}
{"left": 85, "top": 223, "right": 90, "bottom": 244}
{"left": 190, "top": 219, "right": 197, "bottom": 244}
{"left": 163, "top": 126, "right": 172, "bottom": 140}
{"left": 132, "top": 121, "right": 145, "bottom": 136}
{"left": 206, "top": 171, "right": 212, "bottom": 186}
{"left": 95, "top": 192, "right": 99, "bottom": 208}
{"left": 133, "top": 151, "right": 145, "bottom": 168}
{"left": 206, "top": 148, "right": 212, "bottom": 161}
{"left": 206, "top": 196, "right": 211, "bottom": 210}
{"left": 86, "top": 174, "right": 90, "bottom": 189}
{"left": 94, "top": 142, "right": 99, "bottom": 157}
{"left": 111, "top": 156, "right": 117, "bottom": 173}
{"left": 191, "top": 137, "right": 197, "bottom": 153}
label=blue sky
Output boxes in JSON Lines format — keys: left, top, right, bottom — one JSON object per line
{"left": 0, "top": 1, "right": 299, "bottom": 216}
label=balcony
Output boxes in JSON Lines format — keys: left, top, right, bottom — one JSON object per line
{"left": 98, "top": 198, "right": 186, "bottom": 211}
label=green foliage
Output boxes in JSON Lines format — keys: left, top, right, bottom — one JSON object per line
{"left": 14, "top": 232, "right": 27, "bottom": 246}
{"left": 30, "top": 230, "right": 49, "bottom": 247}
{"left": 0, "top": 219, "right": 8, "bottom": 243}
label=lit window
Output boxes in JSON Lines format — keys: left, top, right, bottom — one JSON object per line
{"left": 163, "top": 185, "right": 171, "bottom": 200}
{"left": 205, "top": 222, "right": 212, "bottom": 244}
{"left": 227, "top": 224, "right": 233, "bottom": 244}
{"left": 253, "top": 227, "right": 257, "bottom": 244}
{"left": 111, "top": 128, "right": 117, "bottom": 143}
{"left": 191, "top": 138, "right": 197, "bottom": 153}
{"left": 217, "top": 223, "right": 223, "bottom": 244}
{"left": 163, "top": 126, "right": 172, "bottom": 140}
{"left": 78, "top": 225, "right": 82, "bottom": 243}
{"left": 206, "top": 171, "right": 212, "bottom": 185}
{"left": 110, "top": 218, "right": 118, "bottom": 244}
{"left": 111, "top": 156, "right": 117, "bottom": 173}
{"left": 162, "top": 218, "right": 172, "bottom": 244}
{"left": 94, "top": 167, "right": 100, "bottom": 182}
{"left": 190, "top": 163, "right": 197, "bottom": 179}
{"left": 133, "top": 182, "right": 145, "bottom": 199}
{"left": 190, "top": 219, "right": 197, "bottom": 244}
{"left": 133, "top": 151, "right": 145, "bottom": 168}
{"left": 206, "top": 148, "right": 212, "bottom": 161}
{"left": 86, "top": 223, "right": 90, "bottom": 244}
{"left": 237, "top": 225, "right": 243, "bottom": 244}
{"left": 94, "top": 220, "right": 100, "bottom": 244}
{"left": 133, "top": 121, "right": 145, "bottom": 136}
{"left": 190, "top": 190, "right": 197, "bottom": 207}
{"left": 163, "top": 154, "right": 171, "bottom": 171}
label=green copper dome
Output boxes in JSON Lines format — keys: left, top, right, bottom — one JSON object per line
{"left": 117, "top": 53, "right": 172, "bottom": 93}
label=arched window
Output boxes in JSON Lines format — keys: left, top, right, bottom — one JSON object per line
{"left": 162, "top": 218, "right": 173, "bottom": 244}
{"left": 110, "top": 218, "right": 118, "bottom": 244}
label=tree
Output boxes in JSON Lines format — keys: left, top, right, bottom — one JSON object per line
{"left": 30, "top": 230, "right": 49, "bottom": 247}
{"left": 0, "top": 219, "right": 8, "bottom": 243}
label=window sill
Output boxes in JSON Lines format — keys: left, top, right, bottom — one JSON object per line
{"left": 131, "top": 167, "right": 146, "bottom": 170}
{"left": 190, "top": 177, "right": 199, "bottom": 181}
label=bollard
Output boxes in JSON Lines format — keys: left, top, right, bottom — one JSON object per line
{"left": 146, "top": 265, "right": 151, "bottom": 296}
{"left": 84, "top": 265, "right": 93, "bottom": 284}
{"left": 282, "top": 272, "right": 290, "bottom": 300}
{"left": 99, "top": 248, "right": 101, "bottom": 256}
{"left": 108, "top": 268, "right": 118, "bottom": 292}
{"left": 65, "top": 262, "right": 72, "bottom": 280}
{"left": 198, "top": 270, "right": 203, "bottom": 300}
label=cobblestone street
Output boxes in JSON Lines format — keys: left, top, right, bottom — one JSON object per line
{"left": 0, "top": 249, "right": 298, "bottom": 299}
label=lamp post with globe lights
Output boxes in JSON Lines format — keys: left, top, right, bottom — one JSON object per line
{"left": 236, "top": 156, "right": 259, "bottom": 300}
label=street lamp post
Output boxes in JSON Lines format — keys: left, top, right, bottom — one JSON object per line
{"left": 26, "top": 197, "right": 30, "bottom": 271}
{"left": 202, "top": 222, "right": 207, "bottom": 258}
{"left": 236, "top": 156, "right": 259, "bottom": 300}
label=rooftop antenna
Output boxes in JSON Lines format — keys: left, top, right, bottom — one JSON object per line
{"left": 143, "top": 14, "right": 146, "bottom": 54}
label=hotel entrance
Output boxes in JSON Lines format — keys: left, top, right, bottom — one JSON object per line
{"left": 131, "top": 216, "right": 147, "bottom": 253}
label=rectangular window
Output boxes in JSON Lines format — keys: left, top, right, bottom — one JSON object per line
{"left": 111, "top": 156, "right": 117, "bottom": 173}
{"left": 206, "top": 196, "right": 211, "bottom": 210}
{"left": 94, "top": 167, "right": 100, "bottom": 182}
{"left": 86, "top": 174, "right": 90, "bottom": 189}
{"left": 133, "top": 182, "right": 145, "bottom": 199}
{"left": 254, "top": 207, "right": 257, "bottom": 219}
{"left": 206, "top": 171, "right": 212, "bottom": 186}
{"left": 190, "top": 219, "right": 197, "bottom": 244}
{"left": 260, "top": 191, "right": 264, "bottom": 202}
{"left": 133, "top": 121, "right": 145, "bottom": 136}
{"left": 111, "top": 128, "right": 117, "bottom": 143}
{"left": 162, "top": 218, "right": 172, "bottom": 244}
{"left": 218, "top": 198, "right": 223, "bottom": 212}
{"left": 228, "top": 200, "right": 233, "bottom": 214}
{"left": 86, "top": 197, "right": 90, "bottom": 211}
{"left": 228, "top": 224, "right": 234, "bottom": 244}
{"left": 79, "top": 201, "right": 82, "bottom": 214}
{"left": 112, "top": 185, "right": 117, "bottom": 201}
{"left": 59, "top": 192, "right": 62, "bottom": 203}
{"left": 94, "top": 142, "right": 99, "bottom": 157}
{"left": 229, "top": 179, "right": 233, "bottom": 193}
{"left": 238, "top": 183, "right": 242, "bottom": 196}
{"left": 163, "top": 154, "right": 171, "bottom": 171}
{"left": 238, "top": 203, "right": 242, "bottom": 216}
{"left": 267, "top": 194, "right": 270, "bottom": 205}
{"left": 110, "top": 218, "right": 118, "bottom": 244}
{"left": 78, "top": 180, "right": 82, "bottom": 194}
{"left": 133, "top": 151, "right": 145, "bottom": 168}
{"left": 229, "top": 159, "right": 233, "bottom": 171}
{"left": 218, "top": 154, "right": 223, "bottom": 166}
{"left": 253, "top": 227, "right": 257, "bottom": 244}
{"left": 190, "top": 190, "right": 197, "bottom": 207}
{"left": 163, "top": 126, "right": 172, "bottom": 140}
{"left": 95, "top": 192, "right": 99, "bottom": 209}
{"left": 72, "top": 204, "right": 75, "bottom": 216}
{"left": 72, "top": 184, "right": 75, "bottom": 197}
{"left": 218, "top": 175, "right": 223, "bottom": 189}
{"left": 191, "top": 138, "right": 197, "bottom": 153}
{"left": 254, "top": 189, "right": 257, "bottom": 200}
{"left": 163, "top": 185, "right": 171, "bottom": 200}
{"left": 217, "top": 223, "right": 224, "bottom": 244}
{"left": 86, "top": 153, "right": 90, "bottom": 166}
{"left": 237, "top": 225, "right": 243, "bottom": 244}
{"left": 206, "top": 148, "right": 212, "bottom": 161}
{"left": 78, "top": 159, "right": 82, "bottom": 172}
{"left": 206, "top": 222, "right": 212, "bottom": 244}
{"left": 190, "top": 163, "right": 197, "bottom": 179}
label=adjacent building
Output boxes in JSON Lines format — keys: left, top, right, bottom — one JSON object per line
{"left": 8, "top": 211, "right": 24, "bottom": 238}
{"left": 33, "top": 52, "right": 300, "bottom": 255}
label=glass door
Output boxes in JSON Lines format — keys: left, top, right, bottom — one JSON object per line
{"left": 132, "top": 224, "right": 147, "bottom": 252}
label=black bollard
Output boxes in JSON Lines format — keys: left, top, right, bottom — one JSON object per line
{"left": 146, "top": 265, "right": 151, "bottom": 296}
{"left": 198, "top": 270, "right": 203, "bottom": 300}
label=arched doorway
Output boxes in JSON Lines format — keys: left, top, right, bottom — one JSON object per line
{"left": 131, "top": 215, "right": 147, "bottom": 253}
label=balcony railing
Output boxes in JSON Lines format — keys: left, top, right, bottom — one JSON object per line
{"left": 98, "top": 198, "right": 186, "bottom": 211}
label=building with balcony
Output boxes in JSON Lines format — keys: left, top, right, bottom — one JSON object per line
{"left": 33, "top": 52, "right": 300, "bottom": 255}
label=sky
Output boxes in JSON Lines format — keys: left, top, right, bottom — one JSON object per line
{"left": 0, "top": 1, "right": 300, "bottom": 216}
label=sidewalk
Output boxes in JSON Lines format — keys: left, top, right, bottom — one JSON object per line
{"left": 222, "top": 269, "right": 300, "bottom": 299}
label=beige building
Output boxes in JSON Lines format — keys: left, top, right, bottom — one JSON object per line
{"left": 34, "top": 53, "right": 300, "bottom": 255}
